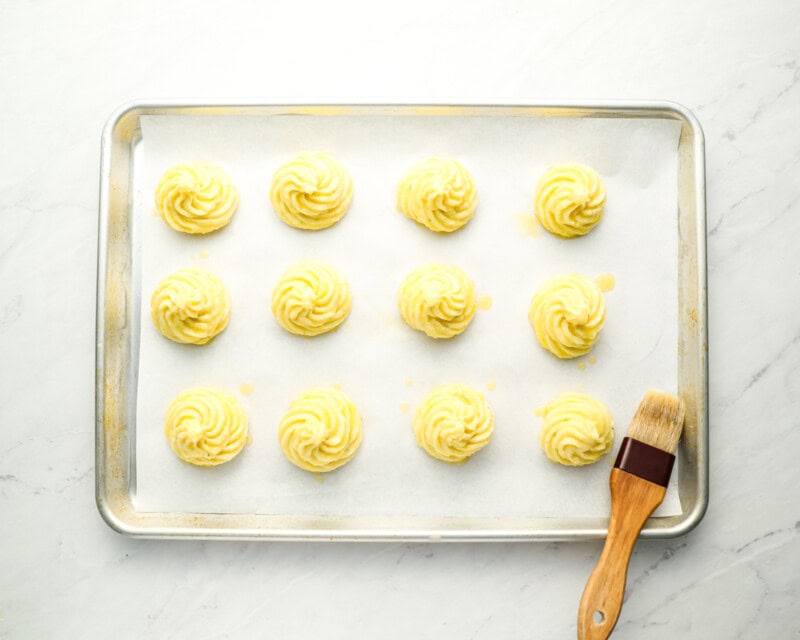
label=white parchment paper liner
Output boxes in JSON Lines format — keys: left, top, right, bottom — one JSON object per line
{"left": 133, "top": 113, "right": 682, "bottom": 518}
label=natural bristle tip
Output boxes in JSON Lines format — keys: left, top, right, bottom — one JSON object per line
{"left": 627, "top": 390, "right": 685, "bottom": 454}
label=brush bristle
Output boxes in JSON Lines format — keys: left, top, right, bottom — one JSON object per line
{"left": 627, "top": 390, "right": 685, "bottom": 454}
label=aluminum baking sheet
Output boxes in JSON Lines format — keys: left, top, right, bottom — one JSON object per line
{"left": 96, "top": 102, "right": 707, "bottom": 540}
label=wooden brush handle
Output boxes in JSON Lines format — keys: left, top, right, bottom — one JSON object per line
{"left": 577, "top": 469, "right": 666, "bottom": 640}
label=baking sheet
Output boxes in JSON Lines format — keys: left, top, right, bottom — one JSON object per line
{"left": 133, "top": 113, "right": 682, "bottom": 519}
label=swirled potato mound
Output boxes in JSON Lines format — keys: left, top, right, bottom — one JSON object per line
{"left": 398, "top": 263, "right": 476, "bottom": 339}
{"left": 534, "top": 163, "right": 605, "bottom": 238}
{"left": 155, "top": 162, "right": 238, "bottom": 234}
{"left": 539, "top": 392, "right": 614, "bottom": 466}
{"left": 413, "top": 384, "right": 493, "bottom": 463}
{"left": 397, "top": 158, "right": 477, "bottom": 233}
{"left": 528, "top": 273, "right": 606, "bottom": 358}
{"left": 278, "top": 387, "right": 362, "bottom": 473}
{"left": 150, "top": 267, "right": 230, "bottom": 345}
{"left": 270, "top": 152, "right": 353, "bottom": 230}
{"left": 271, "top": 261, "right": 351, "bottom": 337}
{"left": 164, "top": 388, "right": 248, "bottom": 466}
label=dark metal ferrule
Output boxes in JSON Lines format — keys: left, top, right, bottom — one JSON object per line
{"left": 614, "top": 437, "right": 676, "bottom": 487}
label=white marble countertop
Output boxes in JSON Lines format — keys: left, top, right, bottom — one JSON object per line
{"left": 1, "top": 1, "right": 798, "bottom": 637}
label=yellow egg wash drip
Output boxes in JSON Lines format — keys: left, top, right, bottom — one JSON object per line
{"left": 398, "top": 263, "right": 477, "bottom": 339}
{"left": 271, "top": 260, "right": 352, "bottom": 337}
{"left": 269, "top": 152, "right": 353, "bottom": 230}
{"left": 397, "top": 158, "right": 477, "bottom": 233}
{"left": 240, "top": 383, "right": 254, "bottom": 396}
{"left": 687, "top": 308, "right": 699, "bottom": 329}
{"left": 278, "top": 387, "right": 362, "bottom": 473}
{"left": 515, "top": 212, "right": 541, "bottom": 238}
{"left": 164, "top": 388, "right": 248, "bottom": 467}
{"left": 594, "top": 273, "right": 616, "bottom": 292}
{"left": 155, "top": 162, "right": 238, "bottom": 234}
{"left": 413, "top": 384, "right": 494, "bottom": 463}
{"left": 486, "top": 380, "right": 497, "bottom": 391}
{"left": 199, "top": 250, "right": 210, "bottom": 259}
{"left": 528, "top": 273, "right": 606, "bottom": 358}
{"left": 588, "top": 355, "right": 597, "bottom": 365}
{"left": 405, "top": 378, "right": 414, "bottom": 388}
{"left": 578, "top": 362, "right": 587, "bottom": 371}
{"left": 477, "top": 295, "right": 493, "bottom": 311}
{"left": 539, "top": 392, "right": 615, "bottom": 466}
{"left": 150, "top": 267, "right": 231, "bottom": 345}
{"left": 400, "top": 402, "right": 411, "bottom": 413}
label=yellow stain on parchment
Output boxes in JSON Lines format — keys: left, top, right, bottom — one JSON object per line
{"left": 515, "top": 212, "right": 541, "bottom": 237}
{"left": 477, "top": 295, "right": 493, "bottom": 311}
{"left": 595, "top": 273, "right": 616, "bottom": 292}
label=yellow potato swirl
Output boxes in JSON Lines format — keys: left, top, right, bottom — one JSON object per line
{"left": 270, "top": 152, "right": 353, "bottom": 230}
{"left": 155, "top": 162, "right": 238, "bottom": 234}
{"left": 413, "top": 384, "right": 493, "bottom": 463}
{"left": 271, "top": 261, "right": 351, "bottom": 337}
{"left": 528, "top": 273, "right": 606, "bottom": 358}
{"left": 398, "top": 263, "right": 476, "bottom": 339}
{"left": 539, "top": 392, "right": 614, "bottom": 466}
{"left": 278, "top": 387, "right": 363, "bottom": 473}
{"left": 534, "top": 163, "right": 606, "bottom": 238}
{"left": 165, "top": 388, "right": 248, "bottom": 467}
{"left": 397, "top": 158, "right": 477, "bottom": 232}
{"left": 150, "top": 268, "right": 231, "bottom": 345}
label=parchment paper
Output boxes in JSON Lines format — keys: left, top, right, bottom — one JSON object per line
{"left": 133, "top": 112, "right": 682, "bottom": 518}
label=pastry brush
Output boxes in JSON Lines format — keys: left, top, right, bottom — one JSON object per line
{"left": 577, "top": 390, "right": 685, "bottom": 639}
